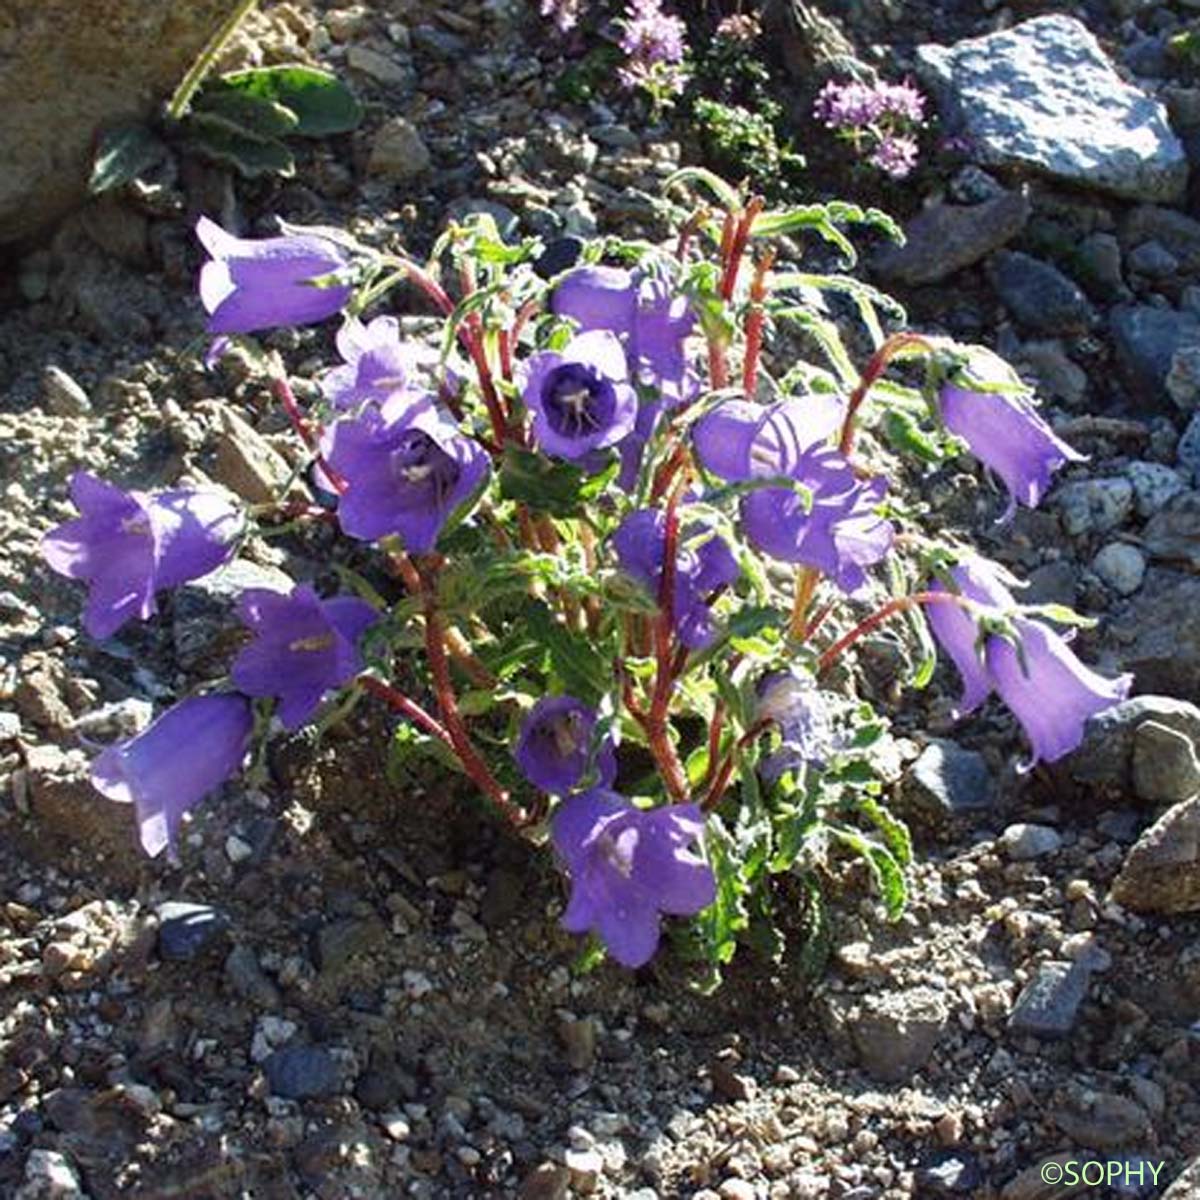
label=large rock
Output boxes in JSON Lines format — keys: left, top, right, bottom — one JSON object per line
{"left": 1143, "top": 491, "right": 1200, "bottom": 569}
{"left": 871, "top": 189, "right": 1030, "bottom": 286}
{"left": 1061, "top": 694, "right": 1200, "bottom": 796}
{"left": 917, "top": 15, "right": 1188, "bottom": 204}
{"left": 1109, "top": 573, "right": 1200, "bottom": 700}
{"left": 1109, "top": 306, "right": 1200, "bottom": 409}
{"left": 0, "top": 0, "right": 244, "bottom": 243}
{"left": 1110, "top": 796, "right": 1200, "bottom": 913}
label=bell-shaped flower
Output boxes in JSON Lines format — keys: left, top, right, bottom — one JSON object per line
{"left": 612, "top": 509, "right": 740, "bottom": 649}
{"left": 549, "top": 264, "right": 638, "bottom": 334}
{"left": 322, "top": 393, "right": 490, "bottom": 552}
{"left": 515, "top": 696, "right": 617, "bottom": 794}
{"left": 231, "top": 585, "right": 379, "bottom": 730}
{"left": 90, "top": 694, "right": 253, "bottom": 858}
{"left": 741, "top": 447, "right": 893, "bottom": 594}
{"left": 755, "top": 668, "right": 844, "bottom": 781}
{"left": 939, "top": 382, "right": 1084, "bottom": 519}
{"left": 693, "top": 395, "right": 845, "bottom": 483}
{"left": 985, "top": 620, "right": 1133, "bottom": 768}
{"left": 196, "top": 216, "right": 353, "bottom": 334}
{"left": 925, "top": 553, "right": 1132, "bottom": 764}
{"left": 552, "top": 788, "right": 716, "bottom": 968}
{"left": 42, "top": 472, "right": 242, "bottom": 640}
{"left": 926, "top": 554, "right": 1018, "bottom": 717}
{"left": 321, "top": 315, "right": 445, "bottom": 411}
{"left": 520, "top": 330, "right": 637, "bottom": 462}
{"left": 550, "top": 265, "right": 699, "bottom": 407}
{"left": 630, "top": 272, "right": 699, "bottom": 406}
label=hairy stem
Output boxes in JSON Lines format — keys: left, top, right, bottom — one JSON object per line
{"left": 817, "top": 590, "right": 970, "bottom": 675}
{"left": 358, "top": 675, "right": 453, "bottom": 748}
{"left": 838, "top": 331, "right": 933, "bottom": 458}
{"left": 166, "top": 0, "right": 259, "bottom": 119}
{"left": 272, "top": 377, "right": 346, "bottom": 494}
{"left": 788, "top": 565, "right": 821, "bottom": 642}
{"left": 420, "top": 566, "right": 523, "bottom": 824}
{"left": 741, "top": 249, "right": 775, "bottom": 398}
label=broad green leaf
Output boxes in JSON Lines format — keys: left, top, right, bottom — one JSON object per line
{"left": 524, "top": 600, "right": 611, "bottom": 705}
{"left": 184, "top": 117, "right": 295, "bottom": 178}
{"left": 89, "top": 123, "right": 168, "bottom": 195}
{"left": 193, "top": 86, "right": 300, "bottom": 140}
{"left": 218, "top": 64, "right": 363, "bottom": 136}
{"left": 498, "top": 446, "right": 617, "bottom": 517}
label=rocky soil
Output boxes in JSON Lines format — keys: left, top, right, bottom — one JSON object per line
{"left": 2, "top": 0, "right": 1200, "bottom": 1197}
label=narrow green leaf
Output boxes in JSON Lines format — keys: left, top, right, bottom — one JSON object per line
{"left": 662, "top": 166, "right": 741, "bottom": 211}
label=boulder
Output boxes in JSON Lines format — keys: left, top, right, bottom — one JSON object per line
{"left": 0, "top": 0, "right": 244, "bottom": 243}
{"left": 917, "top": 15, "right": 1188, "bottom": 203}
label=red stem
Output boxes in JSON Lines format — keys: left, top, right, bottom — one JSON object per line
{"left": 645, "top": 481, "right": 690, "bottom": 803}
{"left": 816, "top": 590, "right": 969, "bottom": 676}
{"left": 358, "top": 675, "right": 454, "bottom": 748}
{"left": 720, "top": 196, "right": 764, "bottom": 303}
{"left": 838, "top": 331, "right": 931, "bottom": 458}
{"left": 741, "top": 249, "right": 775, "bottom": 398}
{"left": 420, "top": 565, "right": 523, "bottom": 824}
{"left": 273, "top": 377, "right": 347, "bottom": 494}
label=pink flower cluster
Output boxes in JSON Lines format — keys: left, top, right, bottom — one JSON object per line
{"left": 617, "top": 0, "right": 689, "bottom": 97}
{"left": 539, "top": 0, "right": 586, "bottom": 34}
{"left": 813, "top": 77, "right": 927, "bottom": 180}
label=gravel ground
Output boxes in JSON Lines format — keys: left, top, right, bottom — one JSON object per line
{"left": 3, "top": 1, "right": 1200, "bottom": 1197}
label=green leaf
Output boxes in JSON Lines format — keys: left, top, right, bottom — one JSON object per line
{"left": 694, "top": 820, "right": 750, "bottom": 967}
{"left": 859, "top": 797, "right": 913, "bottom": 868}
{"left": 183, "top": 117, "right": 295, "bottom": 178}
{"left": 498, "top": 446, "right": 617, "bottom": 517}
{"left": 828, "top": 825, "right": 908, "bottom": 920}
{"left": 217, "top": 64, "right": 363, "bottom": 136}
{"left": 524, "top": 601, "right": 611, "bottom": 706}
{"left": 89, "top": 123, "right": 168, "bottom": 195}
{"left": 193, "top": 86, "right": 300, "bottom": 140}
{"left": 881, "top": 409, "right": 945, "bottom": 464}
{"left": 662, "top": 166, "right": 741, "bottom": 211}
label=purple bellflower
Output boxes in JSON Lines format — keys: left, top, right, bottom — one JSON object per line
{"left": 552, "top": 789, "right": 715, "bottom": 968}
{"left": 551, "top": 266, "right": 698, "bottom": 408}
{"left": 196, "top": 216, "right": 353, "bottom": 334}
{"left": 755, "top": 668, "right": 844, "bottom": 782}
{"left": 741, "top": 449, "right": 893, "bottom": 594}
{"left": 928, "top": 554, "right": 1132, "bottom": 765}
{"left": 323, "top": 393, "right": 490, "bottom": 552}
{"left": 42, "top": 471, "right": 241, "bottom": 640}
{"left": 926, "top": 555, "right": 1018, "bottom": 717}
{"left": 520, "top": 330, "right": 637, "bottom": 462}
{"left": 693, "top": 395, "right": 845, "bottom": 482}
{"left": 986, "top": 619, "right": 1133, "bottom": 768}
{"left": 693, "top": 396, "right": 891, "bottom": 592}
{"left": 321, "top": 316, "right": 444, "bottom": 411}
{"left": 231, "top": 585, "right": 379, "bottom": 730}
{"left": 613, "top": 509, "right": 740, "bottom": 649}
{"left": 550, "top": 265, "right": 639, "bottom": 333}
{"left": 90, "top": 694, "right": 253, "bottom": 858}
{"left": 515, "top": 696, "right": 617, "bottom": 794}
{"left": 939, "top": 382, "right": 1084, "bottom": 519}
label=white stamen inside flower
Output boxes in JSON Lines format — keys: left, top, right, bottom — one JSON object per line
{"left": 289, "top": 634, "right": 335, "bottom": 653}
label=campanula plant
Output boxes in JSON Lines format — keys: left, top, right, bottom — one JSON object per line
{"left": 44, "top": 169, "right": 1132, "bottom": 984}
